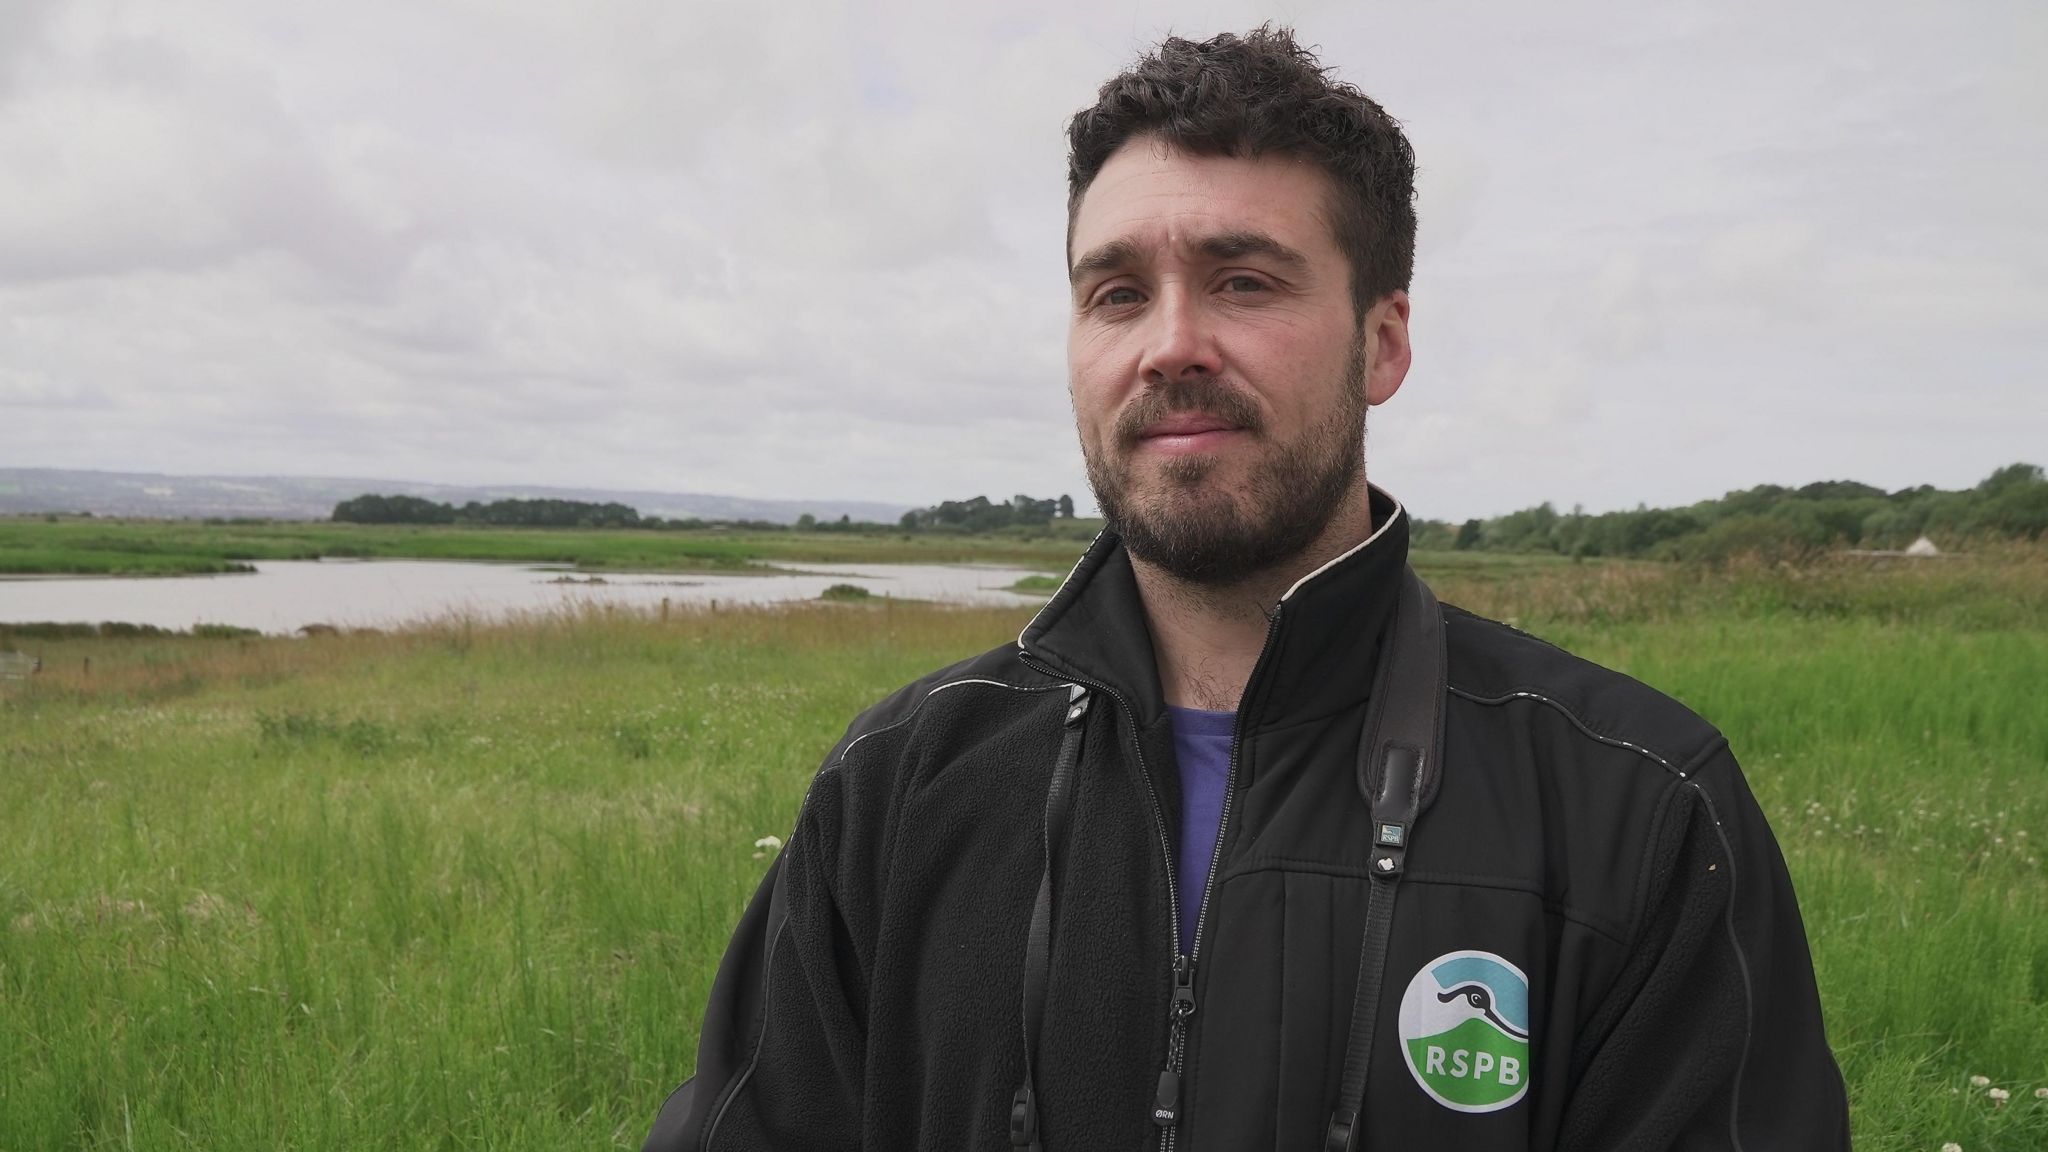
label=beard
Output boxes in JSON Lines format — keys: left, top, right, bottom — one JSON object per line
{"left": 1082, "top": 338, "right": 1368, "bottom": 587}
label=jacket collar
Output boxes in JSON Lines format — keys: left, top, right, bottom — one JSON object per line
{"left": 1019, "top": 486, "right": 1410, "bottom": 735}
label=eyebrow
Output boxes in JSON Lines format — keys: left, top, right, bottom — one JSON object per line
{"left": 1068, "top": 238, "right": 1141, "bottom": 288}
{"left": 1197, "top": 230, "right": 1310, "bottom": 272}
{"left": 1067, "top": 230, "right": 1310, "bottom": 289}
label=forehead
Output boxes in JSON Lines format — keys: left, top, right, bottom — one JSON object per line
{"left": 1069, "top": 138, "right": 1341, "bottom": 267}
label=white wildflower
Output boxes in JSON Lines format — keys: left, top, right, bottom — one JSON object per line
{"left": 1941, "top": 1143, "right": 1961, "bottom": 1152}
{"left": 752, "top": 834, "right": 784, "bottom": 860}
{"left": 2035, "top": 1086, "right": 2047, "bottom": 1099}
{"left": 1988, "top": 1087, "right": 2009, "bottom": 1105}
{"left": 1969, "top": 1074, "right": 1990, "bottom": 1088}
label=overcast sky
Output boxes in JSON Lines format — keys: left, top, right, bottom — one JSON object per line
{"left": 4, "top": 0, "right": 2042, "bottom": 520}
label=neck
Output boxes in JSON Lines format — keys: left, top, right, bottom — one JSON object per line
{"left": 1132, "top": 485, "right": 1376, "bottom": 712}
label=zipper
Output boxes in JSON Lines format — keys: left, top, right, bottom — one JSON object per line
{"left": 1152, "top": 954, "right": 1196, "bottom": 1126}
{"left": 1158, "top": 603, "right": 1284, "bottom": 1152}
{"left": 1023, "top": 599, "right": 1287, "bottom": 1152}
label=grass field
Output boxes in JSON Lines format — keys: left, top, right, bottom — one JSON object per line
{"left": 0, "top": 516, "right": 1102, "bottom": 576}
{"left": 2, "top": 551, "right": 2045, "bottom": 1149}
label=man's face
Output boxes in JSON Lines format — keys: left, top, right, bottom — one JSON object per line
{"left": 1067, "top": 138, "right": 1408, "bottom": 586}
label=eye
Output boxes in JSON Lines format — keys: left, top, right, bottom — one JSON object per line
{"left": 1221, "top": 274, "right": 1269, "bottom": 295}
{"left": 1098, "top": 286, "right": 1143, "bottom": 307}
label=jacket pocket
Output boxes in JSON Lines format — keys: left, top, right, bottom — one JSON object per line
{"left": 1185, "top": 866, "right": 1371, "bottom": 1150}
{"left": 1191, "top": 868, "right": 1554, "bottom": 1149}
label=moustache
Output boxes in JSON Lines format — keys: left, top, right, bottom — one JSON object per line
{"left": 1113, "top": 378, "right": 1265, "bottom": 445}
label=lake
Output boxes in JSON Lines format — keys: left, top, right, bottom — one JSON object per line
{"left": 0, "top": 559, "right": 1056, "bottom": 635}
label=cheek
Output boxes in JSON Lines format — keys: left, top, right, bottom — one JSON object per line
{"left": 1068, "top": 322, "right": 1125, "bottom": 375}
{"left": 1235, "top": 328, "right": 1354, "bottom": 425}
{"left": 1068, "top": 332, "right": 1127, "bottom": 433}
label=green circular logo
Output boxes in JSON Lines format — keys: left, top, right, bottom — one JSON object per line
{"left": 1397, "top": 950, "right": 1532, "bottom": 1112}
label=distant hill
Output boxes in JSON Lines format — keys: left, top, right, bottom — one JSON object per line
{"left": 0, "top": 468, "right": 911, "bottom": 526}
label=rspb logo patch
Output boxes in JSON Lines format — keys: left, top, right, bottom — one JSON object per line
{"left": 1397, "top": 950, "right": 1532, "bottom": 1112}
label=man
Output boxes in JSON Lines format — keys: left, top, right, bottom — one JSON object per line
{"left": 646, "top": 27, "right": 1849, "bottom": 1150}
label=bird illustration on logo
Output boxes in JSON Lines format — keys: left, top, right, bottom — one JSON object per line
{"left": 1435, "top": 980, "right": 1530, "bottom": 1042}
{"left": 1397, "top": 950, "right": 1533, "bottom": 1113}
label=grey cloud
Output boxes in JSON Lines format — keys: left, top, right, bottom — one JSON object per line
{"left": 4, "top": 0, "right": 2042, "bottom": 515}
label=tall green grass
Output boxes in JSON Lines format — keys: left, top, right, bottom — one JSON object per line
{"left": 2, "top": 556, "right": 2044, "bottom": 1149}
{"left": 2, "top": 604, "right": 978, "bottom": 1149}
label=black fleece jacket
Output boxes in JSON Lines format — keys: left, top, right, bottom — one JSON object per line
{"left": 644, "top": 490, "right": 1850, "bottom": 1150}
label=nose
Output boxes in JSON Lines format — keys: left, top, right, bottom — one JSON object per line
{"left": 1135, "top": 283, "right": 1222, "bottom": 384}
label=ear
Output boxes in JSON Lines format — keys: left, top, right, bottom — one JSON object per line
{"left": 1363, "top": 291, "right": 1411, "bottom": 407}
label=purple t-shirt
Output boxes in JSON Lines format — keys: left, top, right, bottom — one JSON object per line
{"left": 1167, "top": 705, "right": 1236, "bottom": 956}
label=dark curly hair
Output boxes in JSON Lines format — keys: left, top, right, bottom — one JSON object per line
{"left": 1067, "top": 26, "right": 1417, "bottom": 319}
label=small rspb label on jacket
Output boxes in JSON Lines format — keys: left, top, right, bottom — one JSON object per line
{"left": 1397, "top": 950, "right": 1532, "bottom": 1113}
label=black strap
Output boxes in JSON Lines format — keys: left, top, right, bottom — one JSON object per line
{"left": 1326, "top": 567, "right": 1447, "bottom": 1152}
{"left": 1012, "top": 685, "right": 1091, "bottom": 1151}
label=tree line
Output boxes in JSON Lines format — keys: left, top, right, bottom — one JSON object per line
{"left": 329, "top": 494, "right": 784, "bottom": 531}
{"left": 330, "top": 491, "right": 1082, "bottom": 534}
{"left": 896, "top": 494, "right": 1076, "bottom": 533}
{"left": 1411, "top": 463, "right": 2047, "bottom": 561}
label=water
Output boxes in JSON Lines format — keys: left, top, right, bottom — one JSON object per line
{"left": 0, "top": 559, "right": 1056, "bottom": 635}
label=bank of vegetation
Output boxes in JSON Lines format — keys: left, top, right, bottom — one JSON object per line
{"left": 0, "top": 515, "right": 1099, "bottom": 578}
{"left": 0, "top": 492, "right": 1104, "bottom": 578}
{"left": 1412, "top": 463, "right": 2046, "bottom": 562}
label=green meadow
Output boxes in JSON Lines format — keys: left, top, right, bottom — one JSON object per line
{"left": 2, "top": 550, "right": 2045, "bottom": 1149}
{"left": 0, "top": 516, "right": 1100, "bottom": 577}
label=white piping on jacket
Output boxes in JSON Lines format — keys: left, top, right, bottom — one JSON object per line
{"left": 1014, "top": 486, "right": 1408, "bottom": 652}
{"left": 1015, "top": 527, "right": 1110, "bottom": 652}
{"left": 837, "top": 678, "right": 1058, "bottom": 767}
{"left": 1280, "top": 486, "right": 1405, "bottom": 603}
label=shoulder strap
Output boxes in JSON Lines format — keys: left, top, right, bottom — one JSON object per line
{"left": 1011, "top": 685, "right": 1092, "bottom": 1151}
{"left": 1357, "top": 565, "right": 1447, "bottom": 818}
{"left": 1325, "top": 566, "right": 1446, "bottom": 1152}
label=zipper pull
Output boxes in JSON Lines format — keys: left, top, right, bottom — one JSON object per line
{"left": 1153, "top": 1068, "right": 1181, "bottom": 1127}
{"left": 1065, "top": 684, "right": 1091, "bottom": 726}
{"left": 1153, "top": 956, "right": 1197, "bottom": 1126}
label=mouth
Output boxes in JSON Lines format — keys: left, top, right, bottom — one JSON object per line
{"left": 1133, "top": 414, "right": 1248, "bottom": 456}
